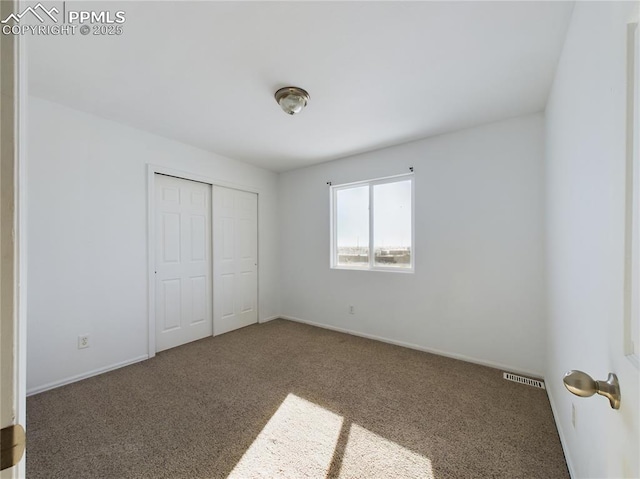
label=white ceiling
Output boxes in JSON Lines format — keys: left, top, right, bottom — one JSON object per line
{"left": 29, "top": 1, "right": 574, "bottom": 172}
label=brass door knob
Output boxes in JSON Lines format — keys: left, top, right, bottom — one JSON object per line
{"left": 563, "top": 370, "right": 621, "bottom": 409}
{"left": 1, "top": 424, "right": 26, "bottom": 471}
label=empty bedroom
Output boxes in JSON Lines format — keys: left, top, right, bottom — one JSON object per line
{"left": 0, "top": 1, "right": 638, "bottom": 478}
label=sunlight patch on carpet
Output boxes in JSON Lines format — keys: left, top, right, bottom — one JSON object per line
{"left": 228, "top": 394, "right": 343, "bottom": 478}
{"left": 338, "top": 424, "right": 434, "bottom": 478}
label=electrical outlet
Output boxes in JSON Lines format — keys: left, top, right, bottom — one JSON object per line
{"left": 78, "top": 334, "right": 90, "bottom": 349}
{"left": 349, "top": 305, "right": 355, "bottom": 315}
{"left": 571, "top": 403, "right": 576, "bottom": 429}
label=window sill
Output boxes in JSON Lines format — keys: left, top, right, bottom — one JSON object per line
{"left": 330, "top": 265, "right": 414, "bottom": 274}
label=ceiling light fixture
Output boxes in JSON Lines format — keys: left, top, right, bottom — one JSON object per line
{"left": 275, "top": 86, "right": 310, "bottom": 115}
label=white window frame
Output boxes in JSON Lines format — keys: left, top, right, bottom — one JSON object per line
{"left": 330, "top": 173, "right": 415, "bottom": 273}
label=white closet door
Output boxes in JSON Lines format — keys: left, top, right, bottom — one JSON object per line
{"left": 213, "top": 186, "right": 258, "bottom": 335}
{"left": 155, "top": 174, "right": 212, "bottom": 352}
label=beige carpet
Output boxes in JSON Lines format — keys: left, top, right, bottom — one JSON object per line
{"left": 26, "top": 319, "right": 569, "bottom": 478}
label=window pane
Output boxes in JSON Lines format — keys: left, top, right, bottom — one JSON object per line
{"left": 336, "top": 185, "right": 369, "bottom": 267}
{"left": 373, "top": 180, "right": 411, "bottom": 268}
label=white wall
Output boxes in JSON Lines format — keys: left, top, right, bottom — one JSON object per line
{"left": 545, "top": 2, "right": 639, "bottom": 478}
{"left": 279, "top": 113, "right": 546, "bottom": 376}
{"left": 26, "top": 97, "right": 280, "bottom": 394}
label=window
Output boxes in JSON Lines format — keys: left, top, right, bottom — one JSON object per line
{"left": 331, "top": 174, "right": 414, "bottom": 271}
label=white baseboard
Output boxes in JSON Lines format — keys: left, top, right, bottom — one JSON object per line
{"left": 27, "top": 354, "right": 149, "bottom": 396}
{"left": 545, "top": 381, "right": 576, "bottom": 478}
{"left": 259, "top": 315, "right": 280, "bottom": 324}
{"left": 280, "top": 315, "right": 543, "bottom": 379}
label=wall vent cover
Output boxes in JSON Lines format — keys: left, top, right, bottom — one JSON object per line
{"left": 503, "top": 372, "right": 545, "bottom": 389}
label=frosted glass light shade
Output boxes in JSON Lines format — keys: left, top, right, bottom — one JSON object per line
{"left": 275, "top": 87, "right": 310, "bottom": 115}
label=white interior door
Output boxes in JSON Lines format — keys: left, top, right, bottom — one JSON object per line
{"left": 155, "top": 174, "right": 212, "bottom": 352}
{"left": 1, "top": 4, "right": 26, "bottom": 475}
{"left": 213, "top": 186, "right": 258, "bottom": 335}
{"left": 0, "top": 1, "right": 26, "bottom": 479}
